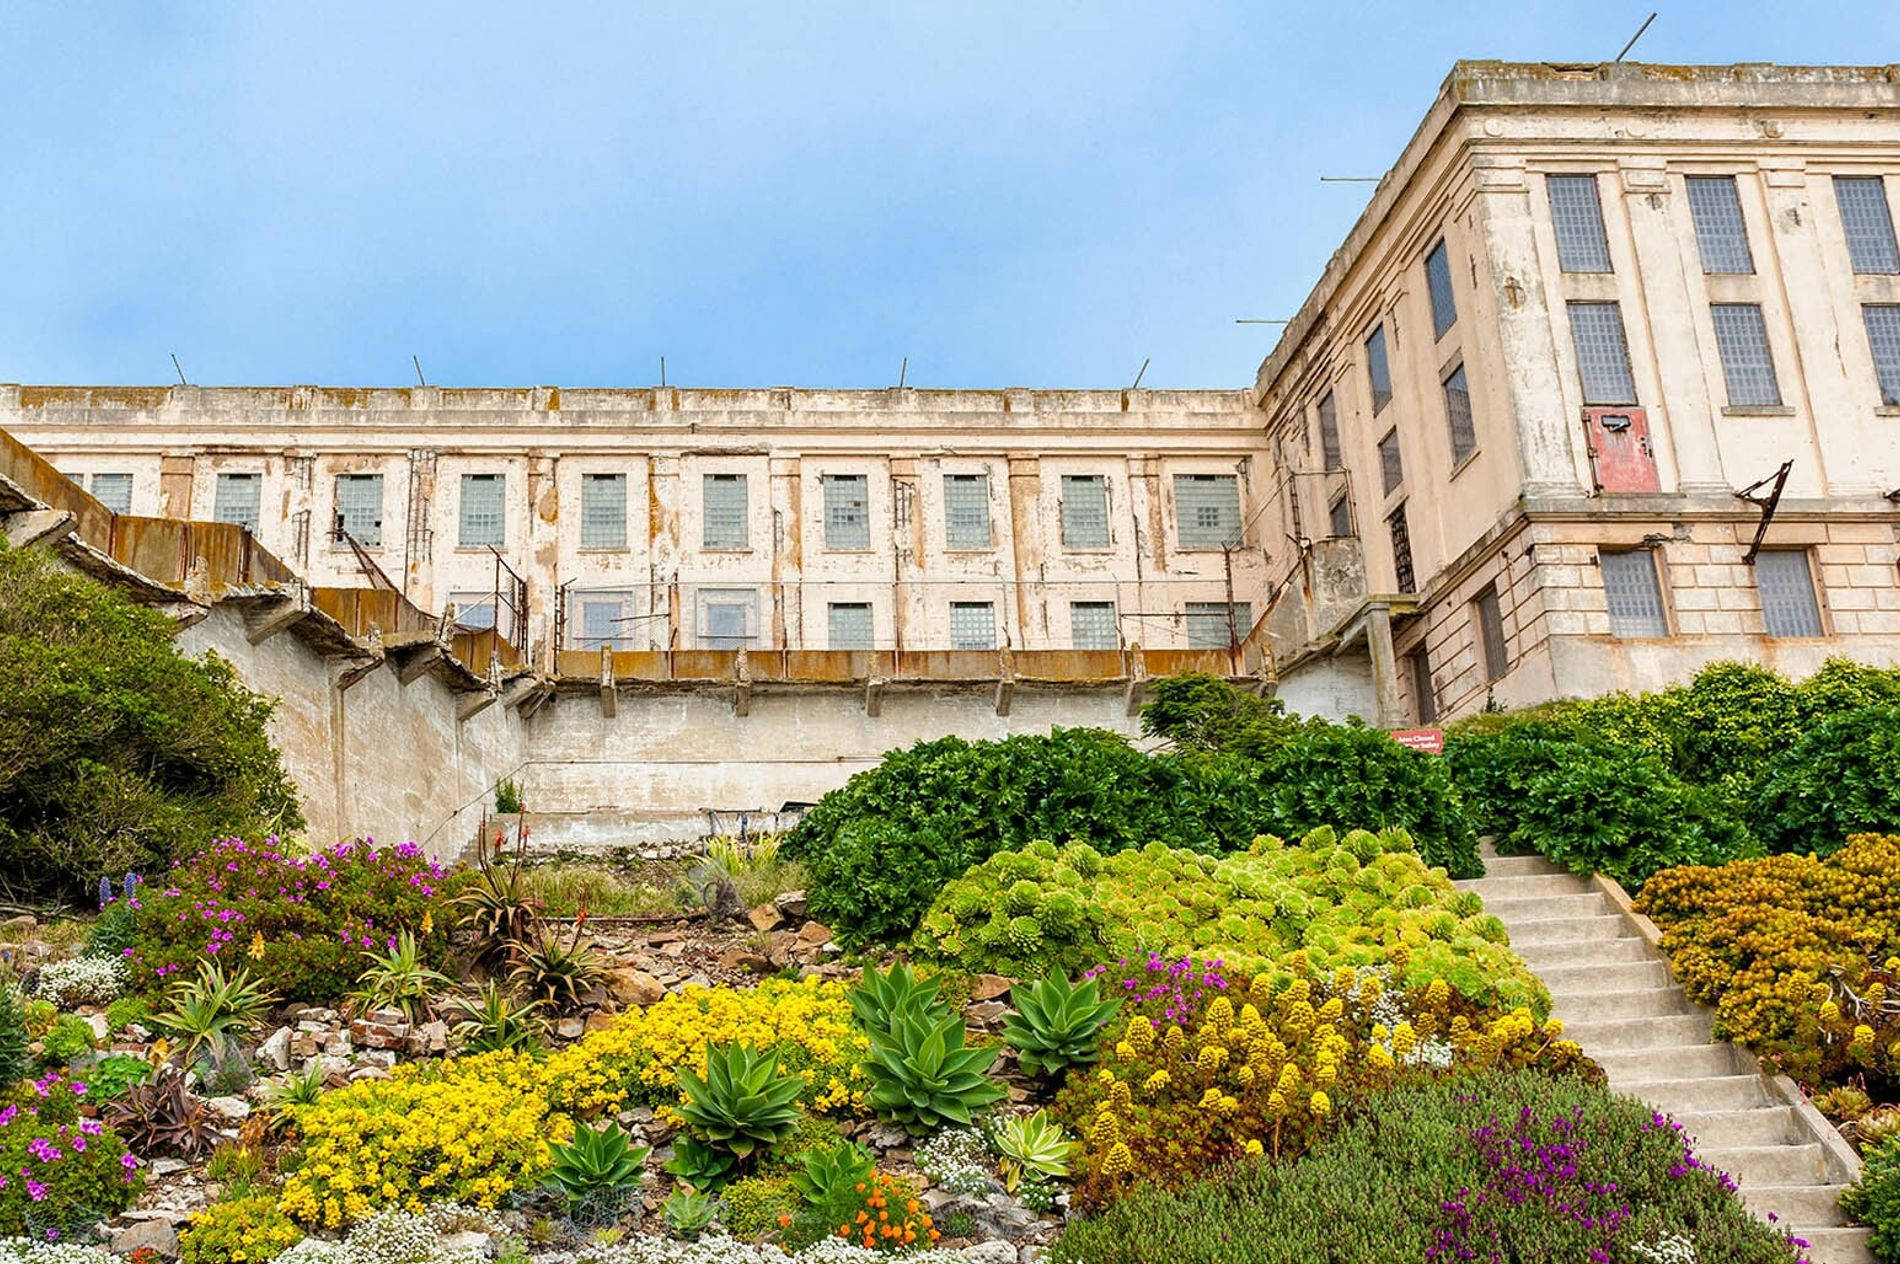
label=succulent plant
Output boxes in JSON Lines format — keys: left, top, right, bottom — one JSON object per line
{"left": 664, "top": 1135, "right": 737, "bottom": 1193}
{"left": 989, "top": 1109, "right": 1075, "bottom": 1189}
{"left": 106, "top": 1064, "right": 217, "bottom": 1158}
{"left": 790, "top": 1139, "right": 876, "bottom": 1205}
{"left": 848, "top": 962, "right": 943, "bottom": 1040}
{"left": 863, "top": 1008, "right": 1005, "bottom": 1132}
{"left": 545, "top": 1120, "right": 650, "bottom": 1204}
{"left": 1002, "top": 972, "right": 1121, "bottom": 1078}
{"left": 507, "top": 926, "right": 605, "bottom": 1014}
{"left": 661, "top": 1188, "right": 721, "bottom": 1237}
{"left": 675, "top": 1042, "right": 805, "bottom": 1161}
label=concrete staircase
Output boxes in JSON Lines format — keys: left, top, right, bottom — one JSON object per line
{"left": 1458, "top": 847, "right": 1871, "bottom": 1264}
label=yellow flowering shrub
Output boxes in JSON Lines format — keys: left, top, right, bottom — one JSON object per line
{"left": 178, "top": 1194, "right": 304, "bottom": 1264}
{"left": 545, "top": 976, "right": 869, "bottom": 1117}
{"left": 278, "top": 1051, "right": 572, "bottom": 1228}
{"left": 1054, "top": 963, "right": 1587, "bottom": 1207}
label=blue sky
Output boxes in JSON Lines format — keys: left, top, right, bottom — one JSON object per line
{"left": 3, "top": 2, "right": 1897, "bottom": 390}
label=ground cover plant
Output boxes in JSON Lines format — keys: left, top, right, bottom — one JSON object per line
{"left": 0, "top": 1073, "right": 143, "bottom": 1240}
{"left": 0, "top": 539, "right": 302, "bottom": 904}
{"left": 1046, "top": 1071, "right": 1804, "bottom": 1264}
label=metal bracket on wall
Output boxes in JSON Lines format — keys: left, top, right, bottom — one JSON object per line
{"left": 1733, "top": 460, "right": 1794, "bottom": 565}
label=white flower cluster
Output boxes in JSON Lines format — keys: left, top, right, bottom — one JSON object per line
{"left": 0, "top": 1242, "right": 118, "bottom": 1264}
{"left": 32, "top": 957, "right": 127, "bottom": 1009}
{"left": 915, "top": 1126, "right": 997, "bottom": 1197}
{"left": 547, "top": 1232, "right": 980, "bottom": 1264}
{"left": 1629, "top": 1232, "right": 1698, "bottom": 1264}
{"left": 277, "top": 1205, "right": 501, "bottom": 1264}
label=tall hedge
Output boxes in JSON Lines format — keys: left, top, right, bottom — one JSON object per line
{"left": 0, "top": 540, "right": 303, "bottom": 902}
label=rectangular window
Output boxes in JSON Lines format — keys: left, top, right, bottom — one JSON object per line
{"left": 89, "top": 472, "right": 133, "bottom": 513}
{"left": 949, "top": 601, "right": 996, "bottom": 650}
{"left": 1601, "top": 550, "right": 1669, "bottom": 638}
{"left": 1411, "top": 646, "right": 1437, "bottom": 723}
{"left": 703, "top": 473, "right": 749, "bottom": 549}
{"left": 449, "top": 591, "right": 496, "bottom": 631}
{"left": 458, "top": 473, "right": 504, "bottom": 548}
{"left": 1686, "top": 175, "right": 1755, "bottom": 274}
{"left": 335, "top": 474, "right": 383, "bottom": 546}
{"left": 1548, "top": 173, "right": 1613, "bottom": 272}
{"left": 827, "top": 602, "right": 874, "bottom": 650}
{"left": 1365, "top": 326, "right": 1393, "bottom": 414}
{"left": 1377, "top": 429, "right": 1403, "bottom": 495}
{"left": 700, "top": 589, "right": 756, "bottom": 649}
{"left": 1318, "top": 392, "right": 1342, "bottom": 469}
{"left": 823, "top": 474, "right": 870, "bottom": 550}
{"left": 575, "top": 590, "right": 634, "bottom": 650}
{"left": 1568, "top": 301, "right": 1639, "bottom": 405}
{"left": 1327, "top": 495, "right": 1352, "bottom": 538}
{"left": 1071, "top": 601, "right": 1119, "bottom": 650}
{"left": 1425, "top": 239, "right": 1457, "bottom": 340}
{"left": 1864, "top": 305, "right": 1900, "bottom": 406}
{"left": 1836, "top": 176, "right": 1900, "bottom": 275}
{"left": 1173, "top": 473, "right": 1241, "bottom": 549}
{"left": 213, "top": 472, "right": 261, "bottom": 531}
{"left": 1757, "top": 551, "right": 1824, "bottom": 638}
{"left": 1060, "top": 475, "right": 1111, "bottom": 549}
{"left": 1711, "top": 303, "right": 1782, "bottom": 406}
{"left": 1186, "top": 601, "right": 1251, "bottom": 650}
{"left": 1389, "top": 506, "right": 1415, "bottom": 594}
{"left": 579, "top": 473, "right": 627, "bottom": 550}
{"left": 1442, "top": 364, "right": 1477, "bottom": 465}
{"left": 944, "top": 473, "right": 991, "bottom": 549}
{"left": 1474, "top": 584, "right": 1508, "bottom": 682}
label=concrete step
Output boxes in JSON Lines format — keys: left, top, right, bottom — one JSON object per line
{"left": 1475, "top": 892, "right": 1613, "bottom": 921}
{"left": 1741, "top": 1182, "right": 1854, "bottom": 1227}
{"left": 1516, "top": 937, "right": 1657, "bottom": 968}
{"left": 1534, "top": 959, "right": 1678, "bottom": 994}
{"left": 1552, "top": 986, "right": 1697, "bottom": 1022}
{"left": 1505, "top": 913, "right": 1638, "bottom": 947}
{"left": 1795, "top": 1225, "right": 1874, "bottom": 1264}
{"left": 1614, "top": 1074, "right": 1777, "bottom": 1113}
{"left": 1672, "top": 1106, "right": 1801, "bottom": 1148}
{"left": 1477, "top": 853, "right": 1566, "bottom": 878}
{"left": 1456, "top": 871, "right": 1596, "bottom": 898}
{"left": 1595, "top": 1041, "right": 1752, "bottom": 1081}
{"left": 1563, "top": 1012, "right": 1715, "bottom": 1050}
{"left": 1701, "top": 1143, "right": 1829, "bottom": 1187}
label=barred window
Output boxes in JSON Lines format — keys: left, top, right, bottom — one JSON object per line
{"left": 213, "top": 472, "right": 261, "bottom": 531}
{"left": 1425, "top": 239, "right": 1457, "bottom": 339}
{"left": 1443, "top": 364, "right": 1477, "bottom": 465}
{"left": 574, "top": 590, "right": 634, "bottom": 650}
{"left": 1474, "top": 584, "right": 1508, "bottom": 682}
{"left": 1710, "top": 303, "right": 1782, "bottom": 406}
{"left": 1568, "top": 302, "right": 1639, "bottom": 405}
{"left": 580, "top": 473, "right": 627, "bottom": 550}
{"left": 1327, "top": 495, "right": 1352, "bottom": 538}
{"left": 1318, "top": 392, "right": 1342, "bottom": 469}
{"left": 949, "top": 601, "right": 996, "bottom": 650}
{"left": 703, "top": 473, "right": 748, "bottom": 549}
{"left": 1060, "top": 475, "right": 1110, "bottom": 549}
{"left": 89, "top": 472, "right": 133, "bottom": 513}
{"left": 944, "top": 473, "right": 991, "bottom": 549}
{"left": 1366, "top": 325, "right": 1393, "bottom": 414}
{"left": 1173, "top": 473, "right": 1241, "bottom": 549}
{"left": 458, "top": 473, "right": 504, "bottom": 548}
{"left": 1686, "top": 176, "right": 1754, "bottom": 274}
{"left": 1864, "top": 305, "right": 1900, "bottom": 406}
{"left": 335, "top": 474, "right": 383, "bottom": 546}
{"left": 1377, "top": 429, "right": 1403, "bottom": 496}
{"left": 700, "top": 589, "right": 756, "bottom": 649}
{"left": 823, "top": 474, "right": 870, "bottom": 550}
{"left": 828, "top": 602, "right": 874, "bottom": 650}
{"left": 1389, "top": 506, "right": 1415, "bottom": 594}
{"left": 1071, "top": 601, "right": 1119, "bottom": 650}
{"left": 1835, "top": 176, "right": 1900, "bottom": 275}
{"left": 1185, "top": 601, "right": 1251, "bottom": 649}
{"left": 1601, "top": 550, "right": 1669, "bottom": 638}
{"left": 1756, "top": 551, "right": 1824, "bottom": 638}
{"left": 1548, "top": 174, "right": 1613, "bottom": 272}
{"left": 1411, "top": 646, "right": 1437, "bottom": 723}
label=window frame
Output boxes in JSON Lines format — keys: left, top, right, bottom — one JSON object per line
{"left": 943, "top": 473, "right": 993, "bottom": 551}
{"left": 1474, "top": 584, "right": 1508, "bottom": 683}
{"left": 212, "top": 471, "right": 262, "bottom": 532}
{"left": 1863, "top": 304, "right": 1900, "bottom": 407}
{"left": 1755, "top": 550, "right": 1825, "bottom": 639}
{"left": 1388, "top": 504, "right": 1416, "bottom": 595}
{"left": 702, "top": 472, "right": 750, "bottom": 551}
{"left": 334, "top": 473, "right": 385, "bottom": 547}
{"left": 1317, "top": 391, "right": 1342, "bottom": 470}
{"left": 698, "top": 587, "right": 758, "bottom": 649}
{"left": 1185, "top": 601, "right": 1251, "bottom": 651}
{"left": 1547, "top": 173, "right": 1614, "bottom": 273}
{"left": 1326, "top": 494, "right": 1353, "bottom": 539}
{"left": 1410, "top": 645, "right": 1437, "bottom": 724}
{"left": 1567, "top": 301, "right": 1641, "bottom": 406}
{"left": 579, "top": 472, "right": 628, "bottom": 551}
{"left": 1377, "top": 428, "right": 1403, "bottom": 496}
{"left": 1709, "top": 302, "right": 1783, "bottom": 408}
{"left": 826, "top": 601, "right": 874, "bottom": 650}
{"left": 1070, "top": 600, "right": 1119, "bottom": 650}
{"left": 1685, "top": 175, "right": 1756, "bottom": 275}
{"left": 1442, "top": 362, "right": 1477, "bottom": 467}
{"left": 822, "top": 473, "right": 871, "bottom": 551}
{"left": 1835, "top": 175, "right": 1900, "bottom": 275}
{"left": 948, "top": 600, "right": 997, "bottom": 650}
{"left": 457, "top": 472, "right": 506, "bottom": 549}
{"left": 1059, "top": 474, "right": 1112, "bottom": 550}
{"left": 1424, "top": 238, "right": 1457, "bottom": 340}
{"left": 88, "top": 472, "right": 134, "bottom": 514}
{"left": 1172, "top": 473, "right": 1242, "bottom": 551}
{"left": 1365, "top": 325, "right": 1394, "bottom": 415}
{"left": 573, "top": 588, "right": 636, "bottom": 651}
{"left": 1600, "top": 548, "right": 1671, "bottom": 638}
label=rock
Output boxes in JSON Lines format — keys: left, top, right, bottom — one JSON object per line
{"left": 439, "top": 1231, "right": 490, "bottom": 1253}
{"left": 748, "top": 902, "right": 785, "bottom": 933}
{"left": 0, "top": 914, "right": 36, "bottom": 931}
{"left": 414, "top": 1019, "right": 451, "bottom": 1055}
{"left": 971, "top": 1195, "right": 1039, "bottom": 1241}
{"left": 555, "top": 1017, "right": 586, "bottom": 1041}
{"left": 1019, "top": 1247, "right": 1047, "bottom": 1263}
{"left": 149, "top": 1157, "right": 190, "bottom": 1178}
{"left": 972, "top": 974, "right": 1014, "bottom": 1001}
{"left": 660, "top": 941, "right": 687, "bottom": 959}
{"left": 321, "top": 1030, "right": 353, "bottom": 1058}
{"left": 259, "top": 1027, "right": 293, "bottom": 1072}
{"left": 584, "top": 1009, "right": 618, "bottom": 1033}
{"left": 965, "top": 1001, "right": 1010, "bottom": 1026}
{"left": 357, "top": 1050, "right": 398, "bottom": 1069}
{"left": 796, "top": 920, "right": 833, "bottom": 945}
{"left": 84, "top": 1012, "right": 110, "bottom": 1041}
{"left": 681, "top": 972, "right": 713, "bottom": 990}
{"left": 959, "top": 1244, "right": 1018, "bottom": 1264}
{"left": 205, "top": 1096, "right": 251, "bottom": 1123}
{"left": 111, "top": 1219, "right": 178, "bottom": 1257}
{"left": 349, "top": 1065, "right": 392, "bottom": 1081}
{"left": 351, "top": 1015, "right": 410, "bottom": 1051}
{"left": 774, "top": 889, "right": 809, "bottom": 919}
{"left": 718, "top": 948, "right": 772, "bottom": 974}
{"left": 863, "top": 1121, "right": 910, "bottom": 1150}
{"left": 607, "top": 968, "right": 667, "bottom": 1006}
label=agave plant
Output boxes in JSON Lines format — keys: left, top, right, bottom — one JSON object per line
{"left": 864, "top": 1008, "right": 1004, "bottom": 1132}
{"left": 848, "top": 962, "right": 943, "bottom": 1040}
{"left": 508, "top": 926, "right": 605, "bottom": 1014}
{"left": 1001, "top": 972, "right": 1121, "bottom": 1077}
{"left": 351, "top": 930, "right": 453, "bottom": 1024}
{"left": 661, "top": 1188, "right": 721, "bottom": 1238}
{"left": 546, "top": 1121, "right": 651, "bottom": 1206}
{"left": 989, "top": 1109, "right": 1074, "bottom": 1191}
{"left": 675, "top": 1042, "right": 804, "bottom": 1161}
{"left": 155, "top": 960, "right": 277, "bottom": 1062}
{"left": 106, "top": 1064, "right": 217, "bottom": 1158}
{"left": 790, "top": 1139, "right": 875, "bottom": 1205}
{"left": 663, "top": 1134, "right": 737, "bottom": 1193}
{"left": 457, "top": 817, "right": 542, "bottom": 964}
{"left": 451, "top": 980, "right": 546, "bottom": 1053}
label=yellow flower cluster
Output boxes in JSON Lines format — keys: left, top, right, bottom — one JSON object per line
{"left": 178, "top": 1194, "right": 303, "bottom": 1264}
{"left": 278, "top": 1051, "right": 572, "bottom": 1229}
{"left": 543, "top": 976, "right": 870, "bottom": 1117}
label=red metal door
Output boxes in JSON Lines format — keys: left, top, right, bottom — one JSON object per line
{"left": 1582, "top": 407, "right": 1661, "bottom": 493}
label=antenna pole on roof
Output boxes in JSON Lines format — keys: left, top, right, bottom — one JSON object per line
{"left": 170, "top": 354, "right": 188, "bottom": 386}
{"left": 412, "top": 355, "right": 426, "bottom": 386}
{"left": 1236, "top": 319, "right": 1292, "bottom": 325}
{"left": 1130, "top": 358, "right": 1150, "bottom": 391}
{"left": 898, "top": 356, "right": 908, "bottom": 389}
{"left": 1319, "top": 176, "right": 1381, "bottom": 183}
{"left": 660, "top": 356, "right": 667, "bottom": 388}
{"left": 1615, "top": 11, "right": 1658, "bottom": 63}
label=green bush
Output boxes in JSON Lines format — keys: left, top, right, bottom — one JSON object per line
{"left": 0, "top": 985, "right": 26, "bottom": 1091}
{"left": 1844, "top": 1134, "right": 1900, "bottom": 1262}
{"left": 1139, "top": 672, "right": 1311, "bottom": 758}
{"left": 1751, "top": 705, "right": 1900, "bottom": 857}
{"left": 0, "top": 539, "right": 303, "bottom": 903}
{"left": 1048, "top": 1072, "right": 1801, "bottom": 1264}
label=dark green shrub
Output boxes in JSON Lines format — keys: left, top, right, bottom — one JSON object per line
{"left": 0, "top": 985, "right": 27, "bottom": 1091}
{"left": 1444, "top": 721, "right": 1577, "bottom": 838}
{"left": 1048, "top": 1072, "right": 1801, "bottom": 1264}
{"left": 1250, "top": 724, "right": 1480, "bottom": 878}
{"left": 1751, "top": 706, "right": 1900, "bottom": 857}
{"left": 0, "top": 540, "right": 302, "bottom": 902}
{"left": 1843, "top": 1133, "right": 1900, "bottom": 1262}
{"left": 1139, "top": 672, "right": 1310, "bottom": 757}
{"left": 802, "top": 817, "right": 955, "bottom": 949}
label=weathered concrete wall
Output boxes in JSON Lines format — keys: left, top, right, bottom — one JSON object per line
{"left": 178, "top": 606, "right": 527, "bottom": 852}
